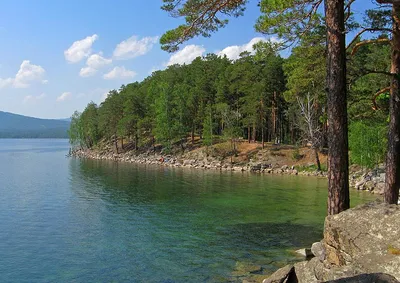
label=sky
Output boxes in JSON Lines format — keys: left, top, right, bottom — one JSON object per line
{"left": 0, "top": 0, "right": 378, "bottom": 119}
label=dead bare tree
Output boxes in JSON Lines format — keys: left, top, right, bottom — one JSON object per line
{"left": 297, "top": 93, "right": 323, "bottom": 171}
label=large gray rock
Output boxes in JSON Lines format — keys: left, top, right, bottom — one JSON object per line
{"left": 324, "top": 273, "right": 399, "bottom": 283}
{"left": 262, "top": 264, "right": 296, "bottom": 283}
{"left": 311, "top": 241, "right": 325, "bottom": 261}
{"left": 324, "top": 202, "right": 400, "bottom": 280}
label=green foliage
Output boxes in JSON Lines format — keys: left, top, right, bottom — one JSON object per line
{"left": 160, "top": 0, "right": 247, "bottom": 52}
{"left": 349, "top": 121, "right": 387, "bottom": 169}
{"left": 80, "top": 102, "right": 100, "bottom": 148}
{"left": 255, "top": 1, "right": 323, "bottom": 43}
{"left": 68, "top": 111, "right": 82, "bottom": 146}
{"left": 202, "top": 104, "right": 213, "bottom": 146}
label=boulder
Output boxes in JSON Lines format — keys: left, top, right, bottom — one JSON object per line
{"left": 324, "top": 273, "right": 399, "bottom": 283}
{"left": 311, "top": 241, "right": 325, "bottom": 261}
{"left": 324, "top": 202, "right": 400, "bottom": 280}
{"left": 373, "top": 182, "right": 385, "bottom": 195}
{"left": 295, "top": 248, "right": 313, "bottom": 258}
{"left": 262, "top": 264, "right": 295, "bottom": 283}
{"left": 262, "top": 202, "right": 400, "bottom": 283}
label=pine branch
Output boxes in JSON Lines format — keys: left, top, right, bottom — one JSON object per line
{"left": 351, "top": 38, "right": 391, "bottom": 55}
{"left": 372, "top": 86, "right": 391, "bottom": 110}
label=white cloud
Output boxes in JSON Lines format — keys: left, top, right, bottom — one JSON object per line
{"left": 100, "top": 92, "right": 109, "bottom": 103}
{"left": 77, "top": 88, "right": 109, "bottom": 104}
{"left": 79, "top": 66, "right": 97, "bottom": 77}
{"left": 167, "top": 45, "right": 205, "bottom": 66}
{"left": 0, "top": 60, "right": 46, "bottom": 89}
{"left": 64, "top": 34, "right": 98, "bottom": 63}
{"left": 79, "top": 53, "right": 112, "bottom": 77}
{"left": 23, "top": 93, "right": 46, "bottom": 104}
{"left": 57, "top": 92, "right": 72, "bottom": 102}
{"left": 87, "top": 53, "right": 112, "bottom": 69}
{"left": 113, "top": 35, "right": 158, "bottom": 60}
{"left": 0, "top": 78, "right": 13, "bottom": 88}
{"left": 42, "top": 79, "right": 49, "bottom": 84}
{"left": 217, "top": 37, "right": 280, "bottom": 60}
{"left": 103, "top": 66, "right": 136, "bottom": 80}
{"left": 14, "top": 60, "right": 46, "bottom": 88}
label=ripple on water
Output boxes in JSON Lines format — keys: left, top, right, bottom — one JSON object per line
{"left": 0, "top": 139, "right": 376, "bottom": 282}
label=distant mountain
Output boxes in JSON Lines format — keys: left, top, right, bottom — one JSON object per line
{"left": 0, "top": 111, "right": 70, "bottom": 138}
{"left": 58, "top": 118, "right": 72, "bottom": 122}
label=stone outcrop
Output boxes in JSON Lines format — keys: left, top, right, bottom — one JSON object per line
{"left": 324, "top": 202, "right": 400, "bottom": 278}
{"left": 263, "top": 202, "right": 400, "bottom": 283}
{"left": 349, "top": 167, "right": 386, "bottom": 195}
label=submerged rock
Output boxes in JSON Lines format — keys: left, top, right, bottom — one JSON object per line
{"left": 295, "top": 248, "right": 313, "bottom": 258}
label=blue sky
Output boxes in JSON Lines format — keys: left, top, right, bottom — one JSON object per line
{"left": 0, "top": 0, "right": 377, "bottom": 119}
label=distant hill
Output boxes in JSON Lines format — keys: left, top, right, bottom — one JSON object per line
{"left": 0, "top": 111, "right": 70, "bottom": 138}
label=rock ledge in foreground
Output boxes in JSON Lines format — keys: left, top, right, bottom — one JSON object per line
{"left": 263, "top": 202, "right": 400, "bottom": 283}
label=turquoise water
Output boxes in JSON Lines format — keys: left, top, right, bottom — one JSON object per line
{"left": 0, "top": 139, "right": 375, "bottom": 282}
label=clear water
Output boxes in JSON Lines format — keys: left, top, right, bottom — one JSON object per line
{"left": 0, "top": 139, "right": 375, "bottom": 282}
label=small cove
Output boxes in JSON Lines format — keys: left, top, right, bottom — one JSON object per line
{"left": 0, "top": 139, "right": 376, "bottom": 282}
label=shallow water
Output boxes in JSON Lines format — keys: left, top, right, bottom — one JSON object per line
{"left": 0, "top": 139, "right": 376, "bottom": 282}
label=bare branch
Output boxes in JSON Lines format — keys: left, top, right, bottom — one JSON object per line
{"left": 372, "top": 86, "right": 391, "bottom": 110}
{"left": 351, "top": 38, "right": 391, "bottom": 56}
{"left": 347, "top": 28, "right": 392, "bottom": 50}
{"left": 344, "top": 0, "right": 356, "bottom": 22}
{"left": 363, "top": 69, "right": 394, "bottom": 76}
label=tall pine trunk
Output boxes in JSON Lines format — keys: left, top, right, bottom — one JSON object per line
{"left": 385, "top": 3, "right": 400, "bottom": 204}
{"left": 272, "top": 91, "right": 277, "bottom": 143}
{"left": 325, "top": 0, "right": 350, "bottom": 215}
{"left": 262, "top": 125, "right": 265, "bottom": 149}
{"left": 252, "top": 122, "right": 256, "bottom": 142}
{"left": 191, "top": 125, "right": 195, "bottom": 145}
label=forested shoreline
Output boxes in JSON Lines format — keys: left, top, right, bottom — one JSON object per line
{"left": 69, "top": 25, "right": 388, "bottom": 171}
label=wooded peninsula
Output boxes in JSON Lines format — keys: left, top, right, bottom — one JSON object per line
{"left": 69, "top": 0, "right": 399, "bottom": 216}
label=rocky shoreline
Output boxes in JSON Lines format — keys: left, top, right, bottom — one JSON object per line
{"left": 70, "top": 148, "right": 387, "bottom": 195}
{"left": 70, "top": 148, "right": 327, "bottom": 175}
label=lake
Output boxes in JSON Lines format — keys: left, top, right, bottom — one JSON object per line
{"left": 0, "top": 139, "right": 375, "bottom": 282}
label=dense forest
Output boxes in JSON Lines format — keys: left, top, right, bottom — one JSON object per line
{"left": 70, "top": 0, "right": 400, "bottom": 212}
{"left": 69, "top": 27, "right": 389, "bottom": 170}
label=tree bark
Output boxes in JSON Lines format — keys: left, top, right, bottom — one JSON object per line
{"left": 315, "top": 148, "right": 322, "bottom": 171}
{"left": 385, "top": 3, "right": 400, "bottom": 204}
{"left": 325, "top": 0, "right": 350, "bottom": 215}
{"left": 191, "top": 125, "right": 195, "bottom": 145}
{"left": 272, "top": 91, "right": 277, "bottom": 143}
{"left": 252, "top": 122, "right": 256, "bottom": 142}
{"left": 262, "top": 124, "right": 265, "bottom": 149}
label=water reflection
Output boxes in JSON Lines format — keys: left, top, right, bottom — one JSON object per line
{"left": 65, "top": 158, "right": 375, "bottom": 281}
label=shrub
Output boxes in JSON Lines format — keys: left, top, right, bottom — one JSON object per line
{"left": 349, "top": 121, "right": 387, "bottom": 169}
